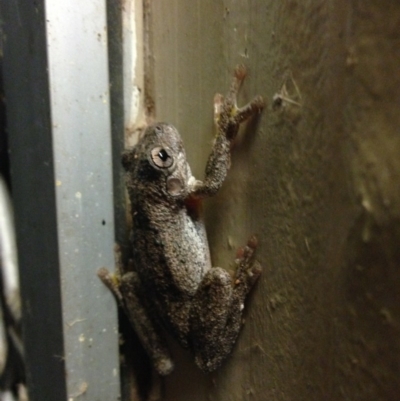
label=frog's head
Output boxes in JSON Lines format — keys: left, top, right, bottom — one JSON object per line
{"left": 122, "top": 123, "right": 191, "bottom": 199}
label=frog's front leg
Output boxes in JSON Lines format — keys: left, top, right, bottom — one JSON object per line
{"left": 189, "top": 65, "right": 264, "bottom": 198}
{"left": 189, "top": 236, "right": 261, "bottom": 372}
{"left": 98, "top": 268, "right": 174, "bottom": 376}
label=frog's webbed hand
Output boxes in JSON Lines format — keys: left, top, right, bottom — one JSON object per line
{"left": 189, "top": 65, "right": 264, "bottom": 198}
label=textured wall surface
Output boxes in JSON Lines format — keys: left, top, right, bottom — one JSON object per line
{"left": 142, "top": 1, "right": 400, "bottom": 400}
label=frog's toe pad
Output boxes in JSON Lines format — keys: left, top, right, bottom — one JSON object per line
{"left": 155, "top": 357, "right": 175, "bottom": 376}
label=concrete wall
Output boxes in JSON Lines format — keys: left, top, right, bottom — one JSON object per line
{"left": 142, "top": 1, "right": 400, "bottom": 400}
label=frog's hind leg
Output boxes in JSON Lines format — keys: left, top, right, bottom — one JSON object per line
{"left": 190, "top": 236, "right": 261, "bottom": 372}
{"left": 99, "top": 266, "right": 174, "bottom": 376}
{"left": 189, "top": 267, "right": 233, "bottom": 372}
{"left": 98, "top": 246, "right": 175, "bottom": 376}
{"left": 119, "top": 271, "right": 175, "bottom": 376}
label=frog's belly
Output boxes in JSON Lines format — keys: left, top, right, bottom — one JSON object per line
{"left": 160, "top": 215, "right": 211, "bottom": 296}
{"left": 133, "top": 206, "right": 212, "bottom": 297}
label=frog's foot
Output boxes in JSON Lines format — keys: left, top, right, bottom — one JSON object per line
{"left": 233, "top": 235, "right": 262, "bottom": 294}
{"left": 97, "top": 267, "right": 124, "bottom": 304}
{"left": 153, "top": 355, "right": 175, "bottom": 376}
{"left": 214, "top": 65, "right": 264, "bottom": 140}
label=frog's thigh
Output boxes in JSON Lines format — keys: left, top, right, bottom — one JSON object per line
{"left": 189, "top": 268, "right": 234, "bottom": 367}
{"left": 190, "top": 267, "right": 232, "bottom": 334}
{"left": 120, "top": 272, "right": 174, "bottom": 375}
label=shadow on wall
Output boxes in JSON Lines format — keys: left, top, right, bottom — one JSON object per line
{"left": 341, "top": 211, "right": 400, "bottom": 400}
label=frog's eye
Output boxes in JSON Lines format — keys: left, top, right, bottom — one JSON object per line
{"left": 150, "top": 146, "right": 173, "bottom": 168}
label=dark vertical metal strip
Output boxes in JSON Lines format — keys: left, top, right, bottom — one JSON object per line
{"left": 1, "top": 1, "right": 67, "bottom": 400}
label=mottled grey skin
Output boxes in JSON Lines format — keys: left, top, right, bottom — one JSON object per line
{"left": 98, "top": 66, "right": 264, "bottom": 375}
